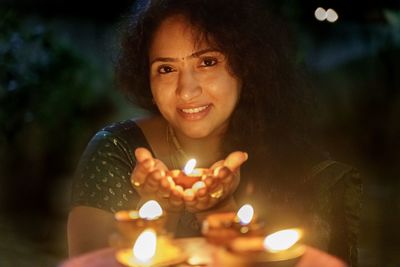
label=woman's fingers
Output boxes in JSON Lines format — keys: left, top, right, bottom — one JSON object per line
{"left": 210, "top": 160, "right": 225, "bottom": 170}
{"left": 147, "top": 169, "right": 164, "bottom": 184}
{"left": 131, "top": 150, "right": 248, "bottom": 213}
{"left": 131, "top": 158, "right": 155, "bottom": 185}
{"left": 154, "top": 158, "right": 168, "bottom": 171}
{"left": 134, "top": 147, "right": 154, "bottom": 163}
{"left": 157, "top": 176, "right": 172, "bottom": 198}
{"left": 169, "top": 186, "right": 184, "bottom": 209}
{"left": 195, "top": 187, "right": 209, "bottom": 208}
{"left": 131, "top": 148, "right": 167, "bottom": 189}
{"left": 132, "top": 147, "right": 155, "bottom": 185}
{"left": 224, "top": 151, "right": 248, "bottom": 171}
{"left": 183, "top": 189, "right": 196, "bottom": 202}
{"left": 142, "top": 169, "right": 163, "bottom": 193}
{"left": 215, "top": 166, "right": 233, "bottom": 183}
{"left": 129, "top": 149, "right": 187, "bottom": 212}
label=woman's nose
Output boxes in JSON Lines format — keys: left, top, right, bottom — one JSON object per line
{"left": 176, "top": 69, "right": 202, "bottom": 102}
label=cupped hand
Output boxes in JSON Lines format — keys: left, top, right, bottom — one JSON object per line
{"left": 184, "top": 151, "right": 248, "bottom": 213}
{"left": 130, "top": 147, "right": 184, "bottom": 212}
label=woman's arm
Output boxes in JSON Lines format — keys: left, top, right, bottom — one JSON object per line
{"left": 329, "top": 169, "right": 363, "bottom": 266}
{"left": 67, "top": 206, "right": 115, "bottom": 257}
{"left": 307, "top": 161, "right": 362, "bottom": 266}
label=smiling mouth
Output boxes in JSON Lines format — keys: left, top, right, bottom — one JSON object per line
{"left": 180, "top": 104, "right": 210, "bottom": 114}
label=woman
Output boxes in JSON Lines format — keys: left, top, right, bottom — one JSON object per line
{"left": 68, "top": 0, "right": 362, "bottom": 265}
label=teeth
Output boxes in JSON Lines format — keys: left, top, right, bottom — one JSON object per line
{"left": 181, "top": 105, "right": 209, "bottom": 114}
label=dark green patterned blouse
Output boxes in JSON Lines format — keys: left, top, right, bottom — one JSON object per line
{"left": 71, "top": 120, "right": 362, "bottom": 266}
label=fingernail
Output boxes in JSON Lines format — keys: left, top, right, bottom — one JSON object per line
{"left": 244, "top": 152, "right": 248, "bottom": 160}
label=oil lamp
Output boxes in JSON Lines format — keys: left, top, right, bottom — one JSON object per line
{"left": 115, "top": 228, "right": 187, "bottom": 267}
{"left": 214, "top": 228, "right": 305, "bottom": 267}
{"left": 114, "top": 200, "right": 166, "bottom": 242}
{"left": 168, "top": 158, "right": 208, "bottom": 189}
{"left": 202, "top": 204, "right": 264, "bottom": 246}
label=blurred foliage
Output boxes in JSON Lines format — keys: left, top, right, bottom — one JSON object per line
{"left": 0, "top": 10, "right": 115, "bottom": 212}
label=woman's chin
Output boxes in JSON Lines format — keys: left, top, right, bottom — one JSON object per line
{"left": 180, "top": 128, "right": 211, "bottom": 139}
{"left": 179, "top": 123, "right": 227, "bottom": 140}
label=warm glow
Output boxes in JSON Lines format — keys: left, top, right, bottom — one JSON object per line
{"left": 314, "top": 7, "right": 327, "bottom": 21}
{"left": 192, "top": 181, "right": 206, "bottom": 191}
{"left": 263, "top": 229, "right": 302, "bottom": 252}
{"left": 236, "top": 204, "right": 254, "bottom": 225}
{"left": 138, "top": 200, "right": 163, "bottom": 219}
{"left": 183, "top": 159, "right": 197, "bottom": 175}
{"left": 133, "top": 229, "right": 157, "bottom": 263}
{"left": 326, "top": 8, "right": 339, "bottom": 22}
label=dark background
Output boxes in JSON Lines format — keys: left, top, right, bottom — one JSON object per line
{"left": 0, "top": 0, "right": 399, "bottom": 266}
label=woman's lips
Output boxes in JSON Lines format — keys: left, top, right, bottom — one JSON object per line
{"left": 177, "top": 104, "right": 212, "bottom": 120}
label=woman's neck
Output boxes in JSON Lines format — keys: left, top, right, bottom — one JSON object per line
{"left": 174, "top": 128, "right": 224, "bottom": 168}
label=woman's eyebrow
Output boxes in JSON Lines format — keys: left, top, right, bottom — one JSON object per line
{"left": 189, "top": 48, "right": 221, "bottom": 58}
{"left": 150, "top": 48, "right": 221, "bottom": 65}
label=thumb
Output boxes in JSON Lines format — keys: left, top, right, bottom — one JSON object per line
{"left": 224, "top": 151, "right": 248, "bottom": 171}
{"left": 134, "top": 147, "right": 154, "bottom": 163}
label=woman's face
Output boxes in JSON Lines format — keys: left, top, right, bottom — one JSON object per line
{"left": 149, "top": 15, "right": 241, "bottom": 139}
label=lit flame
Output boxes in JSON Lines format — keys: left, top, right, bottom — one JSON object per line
{"left": 133, "top": 229, "right": 157, "bottom": 263}
{"left": 183, "top": 159, "right": 196, "bottom": 175}
{"left": 236, "top": 204, "right": 254, "bottom": 225}
{"left": 263, "top": 229, "right": 302, "bottom": 252}
{"left": 138, "top": 200, "right": 163, "bottom": 219}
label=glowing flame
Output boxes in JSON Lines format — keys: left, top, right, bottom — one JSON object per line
{"left": 263, "top": 229, "right": 302, "bottom": 252}
{"left": 236, "top": 204, "right": 254, "bottom": 225}
{"left": 133, "top": 229, "right": 157, "bottom": 263}
{"left": 138, "top": 200, "right": 163, "bottom": 219}
{"left": 183, "top": 159, "right": 197, "bottom": 175}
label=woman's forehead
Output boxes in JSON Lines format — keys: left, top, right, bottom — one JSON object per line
{"left": 149, "top": 15, "right": 216, "bottom": 58}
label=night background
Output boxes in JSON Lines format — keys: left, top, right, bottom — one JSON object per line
{"left": 0, "top": 0, "right": 399, "bottom": 266}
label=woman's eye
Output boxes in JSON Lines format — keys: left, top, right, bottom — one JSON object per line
{"left": 157, "top": 65, "right": 175, "bottom": 74}
{"left": 200, "top": 57, "right": 218, "bottom": 67}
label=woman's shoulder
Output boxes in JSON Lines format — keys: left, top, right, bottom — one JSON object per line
{"left": 306, "top": 160, "right": 363, "bottom": 208}
{"left": 89, "top": 118, "right": 151, "bottom": 150}
{"left": 100, "top": 119, "right": 142, "bottom": 138}
{"left": 305, "top": 160, "right": 363, "bottom": 265}
{"left": 307, "top": 160, "right": 361, "bottom": 187}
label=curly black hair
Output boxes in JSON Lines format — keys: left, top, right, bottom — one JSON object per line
{"left": 116, "top": 0, "right": 325, "bottom": 201}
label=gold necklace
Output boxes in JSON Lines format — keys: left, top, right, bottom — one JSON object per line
{"left": 166, "top": 124, "right": 189, "bottom": 169}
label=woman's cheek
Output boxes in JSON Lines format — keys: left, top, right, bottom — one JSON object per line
{"left": 152, "top": 77, "right": 177, "bottom": 96}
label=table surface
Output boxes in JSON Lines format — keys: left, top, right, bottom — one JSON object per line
{"left": 60, "top": 238, "right": 347, "bottom": 267}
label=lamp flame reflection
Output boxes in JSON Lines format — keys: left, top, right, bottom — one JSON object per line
{"left": 133, "top": 229, "right": 157, "bottom": 263}
{"left": 236, "top": 204, "right": 254, "bottom": 225}
{"left": 183, "top": 159, "right": 197, "bottom": 175}
{"left": 138, "top": 200, "right": 163, "bottom": 219}
{"left": 263, "top": 229, "right": 302, "bottom": 252}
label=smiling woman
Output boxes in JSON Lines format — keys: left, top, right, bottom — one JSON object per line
{"left": 149, "top": 15, "right": 240, "bottom": 143}
{"left": 68, "top": 0, "right": 362, "bottom": 265}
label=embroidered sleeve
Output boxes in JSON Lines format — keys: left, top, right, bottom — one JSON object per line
{"left": 70, "top": 130, "right": 139, "bottom": 213}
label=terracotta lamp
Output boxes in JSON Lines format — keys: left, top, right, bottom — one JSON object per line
{"left": 168, "top": 159, "right": 208, "bottom": 189}
{"left": 202, "top": 204, "right": 265, "bottom": 246}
